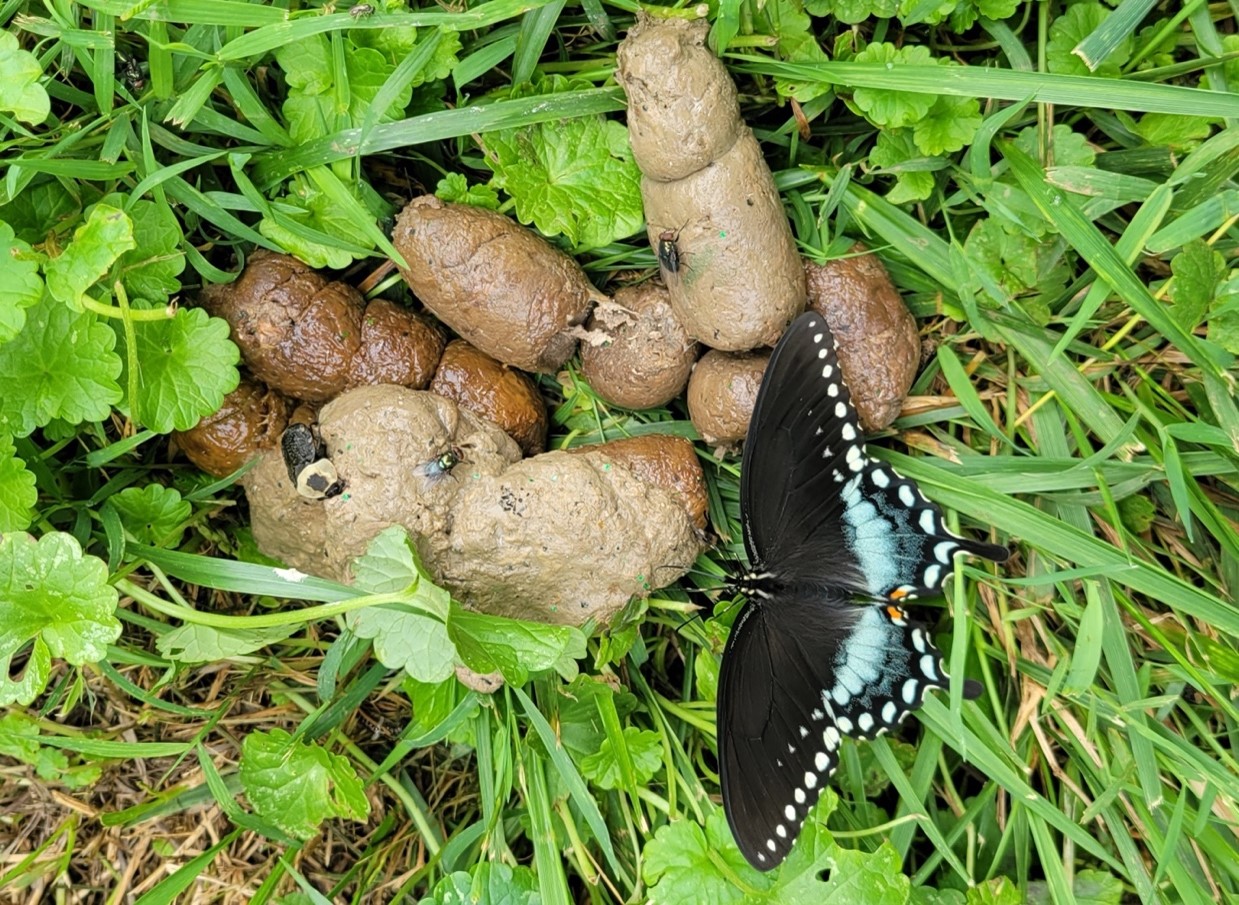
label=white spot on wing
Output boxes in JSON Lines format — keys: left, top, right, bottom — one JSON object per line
{"left": 920, "top": 510, "right": 937, "bottom": 534}
{"left": 899, "top": 485, "right": 916, "bottom": 508}
{"left": 871, "top": 469, "right": 890, "bottom": 488}
{"left": 815, "top": 751, "right": 829, "bottom": 771}
{"left": 902, "top": 678, "right": 919, "bottom": 704}
{"left": 857, "top": 712, "right": 874, "bottom": 734}
{"left": 785, "top": 804, "right": 796, "bottom": 820}
{"left": 835, "top": 401, "right": 848, "bottom": 419}
{"left": 921, "top": 654, "right": 938, "bottom": 681}
{"left": 804, "top": 772, "right": 817, "bottom": 789}
{"left": 882, "top": 701, "right": 897, "bottom": 723}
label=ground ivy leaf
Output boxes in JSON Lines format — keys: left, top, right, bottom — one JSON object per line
{"left": 1013, "top": 124, "right": 1096, "bottom": 168}
{"left": 239, "top": 727, "right": 369, "bottom": 840}
{"left": 914, "top": 94, "right": 982, "bottom": 155}
{"left": 1170, "top": 239, "right": 1225, "bottom": 330}
{"left": 869, "top": 130, "right": 937, "bottom": 204}
{"left": 157, "top": 623, "right": 297, "bottom": 663}
{"left": 849, "top": 44, "right": 936, "bottom": 129}
{"left": 0, "top": 294, "right": 122, "bottom": 437}
{"left": 0, "top": 435, "right": 36, "bottom": 532}
{"left": 966, "top": 877, "right": 1022, "bottom": 905}
{"left": 1133, "top": 113, "right": 1212, "bottom": 152}
{"left": 448, "top": 604, "right": 586, "bottom": 686}
{"left": 0, "top": 31, "right": 50, "bottom": 124}
{"left": 0, "top": 222, "right": 44, "bottom": 343}
{"left": 0, "top": 636, "right": 50, "bottom": 706}
{"left": 346, "top": 527, "right": 456, "bottom": 683}
{"left": 558, "top": 674, "right": 639, "bottom": 761}
{"left": 1206, "top": 275, "right": 1239, "bottom": 353}
{"left": 98, "top": 194, "right": 186, "bottom": 301}
{"left": 0, "top": 532, "right": 120, "bottom": 668}
{"left": 806, "top": 0, "right": 899, "bottom": 25}
{"left": 483, "top": 76, "right": 642, "bottom": 250}
{"left": 104, "top": 484, "right": 192, "bottom": 546}
{"left": 44, "top": 204, "right": 136, "bottom": 309}
{"left": 1047, "top": 4, "right": 1132, "bottom": 78}
{"left": 644, "top": 808, "right": 774, "bottom": 904}
{"left": 787, "top": 841, "right": 910, "bottom": 904}
{"left": 435, "top": 174, "right": 501, "bottom": 210}
{"left": 580, "top": 726, "right": 662, "bottom": 790}
{"left": 418, "top": 862, "right": 539, "bottom": 905}
{"left": 116, "top": 305, "right": 240, "bottom": 434}
{"left": 0, "top": 180, "right": 77, "bottom": 246}
{"left": 0, "top": 710, "right": 103, "bottom": 787}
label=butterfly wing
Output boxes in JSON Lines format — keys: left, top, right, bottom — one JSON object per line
{"left": 740, "top": 312, "right": 1007, "bottom": 598}
{"left": 718, "top": 592, "right": 960, "bottom": 870}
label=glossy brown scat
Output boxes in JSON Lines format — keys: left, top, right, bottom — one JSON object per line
{"left": 201, "top": 251, "right": 363, "bottom": 401}
{"left": 345, "top": 298, "right": 445, "bottom": 391}
{"left": 580, "top": 284, "right": 699, "bottom": 410}
{"left": 804, "top": 245, "right": 920, "bottom": 433}
{"left": 569, "top": 435, "right": 708, "bottom": 532}
{"left": 174, "top": 380, "right": 289, "bottom": 477}
{"left": 392, "top": 196, "right": 606, "bottom": 373}
{"left": 431, "top": 340, "right": 548, "bottom": 456}
{"left": 686, "top": 349, "right": 770, "bottom": 446}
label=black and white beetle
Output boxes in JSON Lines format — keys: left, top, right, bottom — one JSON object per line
{"left": 281, "top": 423, "right": 344, "bottom": 501}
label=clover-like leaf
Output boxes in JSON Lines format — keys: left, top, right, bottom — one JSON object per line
{"left": 806, "top": 0, "right": 898, "bottom": 25}
{"left": 44, "top": 204, "right": 136, "bottom": 309}
{"left": 157, "top": 623, "right": 297, "bottom": 663}
{"left": 1047, "top": 3, "right": 1132, "bottom": 78}
{"left": 115, "top": 306, "right": 240, "bottom": 434}
{"left": 0, "top": 532, "right": 120, "bottom": 703}
{"left": 0, "top": 222, "right": 44, "bottom": 343}
{"left": 580, "top": 726, "right": 662, "bottom": 791}
{"left": 346, "top": 527, "right": 456, "bottom": 683}
{"left": 0, "top": 179, "right": 78, "bottom": 245}
{"left": 643, "top": 808, "right": 774, "bottom": 904}
{"left": 1206, "top": 274, "right": 1239, "bottom": 353}
{"left": 104, "top": 484, "right": 192, "bottom": 546}
{"left": 869, "top": 130, "right": 938, "bottom": 204}
{"left": 914, "top": 94, "right": 982, "bottom": 155}
{"left": 417, "top": 863, "right": 540, "bottom": 905}
{"left": 0, "top": 294, "right": 122, "bottom": 437}
{"left": 483, "top": 77, "right": 643, "bottom": 250}
{"left": 0, "top": 435, "right": 36, "bottom": 532}
{"left": 0, "top": 31, "right": 50, "bottom": 124}
{"left": 98, "top": 194, "right": 186, "bottom": 301}
{"left": 436, "top": 174, "right": 501, "bottom": 210}
{"left": 1013, "top": 124, "right": 1096, "bottom": 168}
{"left": 0, "top": 711, "right": 102, "bottom": 787}
{"left": 1170, "top": 239, "right": 1226, "bottom": 331}
{"left": 239, "top": 728, "right": 369, "bottom": 840}
{"left": 850, "top": 44, "right": 937, "bottom": 129}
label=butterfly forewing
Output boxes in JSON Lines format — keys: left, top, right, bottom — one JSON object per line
{"left": 741, "top": 313, "right": 1006, "bottom": 599}
{"left": 718, "top": 592, "right": 956, "bottom": 870}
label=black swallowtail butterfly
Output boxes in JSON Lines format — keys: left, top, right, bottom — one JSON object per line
{"left": 719, "top": 311, "right": 1007, "bottom": 870}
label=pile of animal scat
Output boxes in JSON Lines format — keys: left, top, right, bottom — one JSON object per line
{"left": 178, "top": 14, "right": 921, "bottom": 635}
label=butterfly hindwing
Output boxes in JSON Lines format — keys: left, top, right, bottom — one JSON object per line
{"left": 718, "top": 592, "right": 956, "bottom": 870}
{"left": 741, "top": 312, "right": 1007, "bottom": 599}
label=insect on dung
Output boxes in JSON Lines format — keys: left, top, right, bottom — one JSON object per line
{"left": 656, "top": 220, "right": 691, "bottom": 275}
{"left": 415, "top": 447, "right": 465, "bottom": 483}
{"left": 280, "top": 423, "right": 344, "bottom": 501}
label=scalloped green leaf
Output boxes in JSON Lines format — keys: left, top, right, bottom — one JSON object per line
{"left": 0, "top": 222, "right": 44, "bottom": 343}
{"left": 0, "top": 435, "right": 36, "bottom": 532}
{"left": 239, "top": 727, "right": 369, "bottom": 840}
{"left": 0, "top": 31, "right": 50, "bottom": 124}
{"left": 45, "top": 204, "right": 135, "bottom": 310}
{"left": 0, "top": 294, "right": 122, "bottom": 437}
{"left": 0, "top": 532, "right": 120, "bottom": 704}
{"left": 116, "top": 306, "right": 240, "bottom": 434}
{"left": 104, "top": 484, "right": 192, "bottom": 546}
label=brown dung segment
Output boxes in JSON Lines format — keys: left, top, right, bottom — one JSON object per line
{"left": 569, "top": 435, "right": 708, "bottom": 533}
{"left": 580, "top": 284, "right": 699, "bottom": 410}
{"left": 392, "top": 196, "right": 607, "bottom": 372}
{"left": 686, "top": 348, "right": 771, "bottom": 446}
{"left": 616, "top": 14, "right": 805, "bottom": 351}
{"left": 345, "top": 298, "right": 445, "bottom": 392}
{"left": 431, "top": 340, "right": 549, "bottom": 456}
{"left": 201, "top": 252, "right": 443, "bottom": 402}
{"left": 804, "top": 245, "right": 920, "bottom": 432}
{"left": 174, "top": 379, "right": 289, "bottom": 477}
